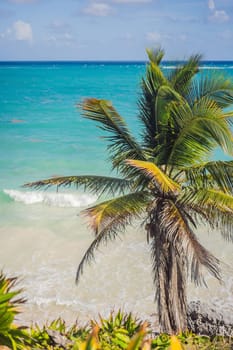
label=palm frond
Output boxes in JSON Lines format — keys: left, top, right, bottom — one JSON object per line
{"left": 83, "top": 191, "right": 150, "bottom": 234}
{"left": 208, "top": 208, "right": 233, "bottom": 241}
{"left": 222, "top": 111, "right": 233, "bottom": 132}
{"left": 126, "top": 159, "right": 180, "bottom": 194}
{"left": 160, "top": 200, "right": 221, "bottom": 284}
{"left": 24, "top": 175, "right": 132, "bottom": 196}
{"left": 192, "top": 98, "right": 233, "bottom": 154}
{"left": 176, "top": 185, "right": 233, "bottom": 242}
{"left": 138, "top": 58, "right": 170, "bottom": 151}
{"left": 146, "top": 47, "right": 165, "bottom": 65}
{"left": 80, "top": 98, "right": 145, "bottom": 172}
{"left": 184, "top": 160, "right": 233, "bottom": 193}
{"left": 76, "top": 222, "right": 119, "bottom": 284}
{"left": 76, "top": 191, "right": 150, "bottom": 283}
{"left": 169, "top": 54, "right": 201, "bottom": 97}
{"left": 178, "top": 197, "right": 233, "bottom": 243}
{"left": 166, "top": 98, "right": 233, "bottom": 167}
{"left": 187, "top": 72, "right": 233, "bottom": 109}
{"left": 165, "top": 101, "right": 210, "bottom": 166}
{"left": 138, "top": 68, "right": 184, "bottom": 164}
{"left": 180, "top": 187, "right": 233, "bottom": 212}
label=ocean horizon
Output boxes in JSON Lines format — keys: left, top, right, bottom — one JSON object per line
{"left": 0, "top": 60, "right": 233, "bottom": 325}
{"left": 1, "top": 60, "right": 233, "bottom": 71}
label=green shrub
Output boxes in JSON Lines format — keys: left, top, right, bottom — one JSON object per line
{"left": 0, "top": 272, "right": 30, "bottom": 349}
{"left": 28, "top": 318, "right": 89, "bottom": 349}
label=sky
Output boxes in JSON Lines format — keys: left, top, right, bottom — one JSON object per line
{"left": 0, "top": 0, "right": 233, "bottom": 61}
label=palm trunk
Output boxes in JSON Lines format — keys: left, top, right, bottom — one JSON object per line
{"left": 150, "top": 223, "right": 188, "bottom": 333}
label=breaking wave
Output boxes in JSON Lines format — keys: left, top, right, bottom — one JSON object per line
{"left": 3, "top": 189, "right": 97, "bottom": 208}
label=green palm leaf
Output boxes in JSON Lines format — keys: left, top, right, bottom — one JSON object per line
{"left": 180, "top": 187, "right": 233, "bottom": 212}
{"left": 167, "top": 98, "right": 233, "bottom": 166}
{"left": 184, "top": 160, "right": 233, "bottom": 193}
{"left": 146, "top": 47, "right": 165, "bottom": 65}
{"left": 138, "top": 56, "right": 169, "bottom": 151}
{"left": 192, "top": 98, "right": 233, "bottom": 154}
{"left": 187, "top": 72, "right": 233, "bottom": 109}
{"left": 178, "top": 186, "right": 233, "bottom": 242}
{"left": 80, "top": 98, "right": 145, "bottom": 171}
{"left": 138, "top": 67, "right": 185, "bottom": 159}
{"left": 169, "top": 54, "right": 201, "bottom": 96}
{"left": 24, "top": 175, "right": 132, "bottom": 196}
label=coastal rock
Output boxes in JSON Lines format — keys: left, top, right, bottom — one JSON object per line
{"left": 187, "top": 301, "right": 233, "bottom": 337}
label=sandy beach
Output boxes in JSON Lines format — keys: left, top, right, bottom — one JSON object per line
{"left": 1, "top": 206, "right": 232, "bottom": 326}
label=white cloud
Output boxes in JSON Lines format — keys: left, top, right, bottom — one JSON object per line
{"left": 0, "top": 21, "right": 33, "bottom": 42}
{"left": 146, "top": 31, "right": 171, "bottom": 44}
{"left": 49, "top": 21, "right": 71, "bottom": 32}
{"left": 0, "top": 28, "right": 11, "bottom": 40}
{"left": 146, "top": 32, "right": 161, "bottom": 43}
{"left": 13, "top": 20, "right": 33, "bottom": 42}
{"left": 208, "top": 0, "right": 229, "bottom": 23}
{"left": 208, "top": 0, "right": 215, "bottom": 10}
{"left": 46, "top": 32, "right": 74, "bottom": 47}
{"left": 83, "top": 3, "right": 112, "bottom": 16}
{"left": 209, "top": 10, "right": 229, "bottom": 23}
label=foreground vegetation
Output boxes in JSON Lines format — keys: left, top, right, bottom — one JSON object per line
{"left": 0, "top": 272, "right": 232, "bottom": 349}
{"left": 25, "top": 48, "right": 233, "bottom": 333}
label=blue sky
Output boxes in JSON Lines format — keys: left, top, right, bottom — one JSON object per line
{"left": 0, "top": 0, "right": 233, "bottom": 60}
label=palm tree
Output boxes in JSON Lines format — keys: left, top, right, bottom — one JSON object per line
{"left": 24, "top": 49, "right": 233, "bottom": 333}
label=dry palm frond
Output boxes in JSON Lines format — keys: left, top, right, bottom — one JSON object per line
{"left": 83, "top": 191, "right": 150, "bottom": 234}
{"left": 126, "top": 159, "right": 180, "bottom": 194}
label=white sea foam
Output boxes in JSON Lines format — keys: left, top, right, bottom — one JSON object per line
{"left": 200, "top": 66, "right": 233, "bottom": 70}
{"left": 162, "top": 66, "right": 176, "bottom": 69}
{"left": 162, "top": 65, "right": 233, "bottom": 70}
{"left": 3, "top": 189, "right": 97, "bottom": 208}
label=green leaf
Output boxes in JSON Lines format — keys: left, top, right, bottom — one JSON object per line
{"left": 80, "top": 98, "right": 145, "bottom": 173}
{"left": 24, "top": 175, "right": 132, "bottom": 196}
{"left": 169, "top": 54, "right": 201, "bottom": 96}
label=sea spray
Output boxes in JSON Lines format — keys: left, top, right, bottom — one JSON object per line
{"left": 3, "top": 189, "right": 97, "bottom": 208}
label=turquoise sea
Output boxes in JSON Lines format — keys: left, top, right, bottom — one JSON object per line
{"left": 0, "top": 61, "right": 233, "bottom": 325}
